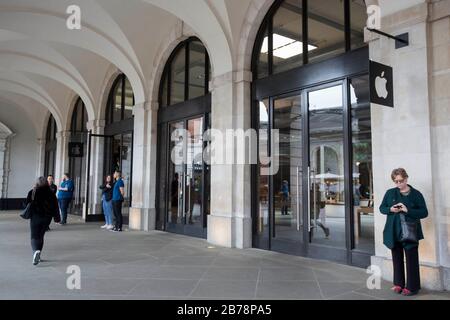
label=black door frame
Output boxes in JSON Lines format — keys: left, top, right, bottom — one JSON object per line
{"left": 156, "top": 94, "right": 211, "bottom": 239}
{"left": 252, "top": 47, "right": 370, "bottom": 267}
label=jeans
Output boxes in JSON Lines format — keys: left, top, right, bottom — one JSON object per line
{"left": 112, "top": 200, "right": 123, "bottom": 230}
{"left": 30, "top": 214, "right": 52, "bottom": 252}
{"left": 58, "top": 198, "right": 71, "bottom": 224}
{"left": 391, "top": 242, "right": 421, "bottom": 291}
{"left": 102, "top": 195, "right": 113, "bottom": 225}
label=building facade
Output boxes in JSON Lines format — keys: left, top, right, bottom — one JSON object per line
{"left": 0, "top": 0, "right": 449, "bottom": 290}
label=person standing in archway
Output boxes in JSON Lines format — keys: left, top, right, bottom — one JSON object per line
{"left": 111, "top": 170, "right": 125, "bottom": 232}
{"left": 57, "top": 173, "right": 74, "bottom": 225}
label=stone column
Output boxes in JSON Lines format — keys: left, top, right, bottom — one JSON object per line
{"left": 0, "top": 127, "right": 14, "bottom": 200}
{"left": 0, "top": 136, "right": 9, "bottom": 198}
{"left": 368, "top": 3, "right": 443, "bottom": 290}
{"left": 84, "top": 120, "right": 105, "bottom": 218}
{"left": 129, "top": 101, "right": 158, "bottom": 231}
{"left": 36, "top": 138, "right": 46, "bottom": 177}
{"left": 207, "top": 70, "right": 253, "bottom": 249}
{"left": 54, "top": 131, "right": 71, "bottom": 186}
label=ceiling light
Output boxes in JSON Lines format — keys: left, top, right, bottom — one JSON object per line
{"left": 261, "top": 34, "right": 317, "bottom": 59}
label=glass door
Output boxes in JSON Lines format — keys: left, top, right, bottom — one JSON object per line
{"left": 306, "top": 82, "right": 348, "bottom": 262}
{"left": 270, "top": 93, "right": 305, "bottom": 255}
{"left": 259, "top": 82, "right": 350, "bottom": 263}
{"left": 166, "top": 116, "right": 207, "bottom": 237}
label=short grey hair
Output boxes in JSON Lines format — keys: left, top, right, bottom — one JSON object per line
{"left": 35, "top": 176, "right": 48, "bottom": 189}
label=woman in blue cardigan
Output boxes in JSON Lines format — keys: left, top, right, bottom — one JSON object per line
{"left": 379, "top": 168, "right": 428, "bottom": 296}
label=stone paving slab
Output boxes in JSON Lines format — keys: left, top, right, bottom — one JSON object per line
{"left": 1, "top": 212, "right": 449, "bottom": 300}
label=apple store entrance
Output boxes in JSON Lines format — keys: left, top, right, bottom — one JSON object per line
{"left": 252, "top": 48, "right": 375, "bottom": 267}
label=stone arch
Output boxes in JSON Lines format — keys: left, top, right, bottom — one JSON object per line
{"left": 147, "top": 22, "right": 206, "bottom": 106}
{"left": 97, "top": 65, "right": 122, "bottom": 121}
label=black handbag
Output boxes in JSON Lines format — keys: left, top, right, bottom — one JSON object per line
{"left": 20, "top": 189, "right": 37, "bottom": 220}
{"left": 399, "top": 213, "right": 418, "bottom": 243}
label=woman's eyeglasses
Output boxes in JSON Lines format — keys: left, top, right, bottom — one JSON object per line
{"left": 394, "top": 179, "right": 405, "bottom": 184}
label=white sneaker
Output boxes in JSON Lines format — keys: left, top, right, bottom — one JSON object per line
{"left": 100, "top": 224, "right": 108, "bottom": 229}
{"left": 32, "top": 250, "right": 41, "bottom": 265}
{"left": 106, "top": 225, "right": 114, "bottom": 230}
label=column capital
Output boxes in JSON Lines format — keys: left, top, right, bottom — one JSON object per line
{"left": 133, "top": 101, "right": 158, "bottom": 114}
{"left": 56, "top": 131, "right": 71, "bottom": 139}
{"left": 86, "top": 119, "right": 105, "bottom": 131}
{"left": 209, "top": 70, "right": 253, "bottom": 91}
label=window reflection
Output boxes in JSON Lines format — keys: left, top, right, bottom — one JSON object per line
{"left": 351, "top": 75, "right": 374, "bottom": 254}
{"left": 170, "top": 46, "right": 186, "bottom": 105}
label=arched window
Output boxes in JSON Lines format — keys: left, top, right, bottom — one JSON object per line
{"left": 44, "top": 115, "right": 57, "bottom": 176}
{"left": 71, "top": 98, "right": 88, "bottom": 133}
{"left": 253, "top": 0, "right": 367, "bottom": 79}
{"left": 106, "top": 74, "right": 135, "bottom": 125}
{"left": 159, "top": 37, "right": 211, "bottom": 107}
{"left": 69, "top": 97, "right": 88, "bottom": 216}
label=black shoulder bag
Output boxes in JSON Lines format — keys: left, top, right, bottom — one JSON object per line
{"left": 20, "top": 189, "right": 37, "bottom": 220}
{"left": 399, "top": 213, "right": 418, "bottom": 243}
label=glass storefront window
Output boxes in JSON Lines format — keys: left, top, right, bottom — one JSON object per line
{"left": 188, "top": 41, "right": 206, "bottom": 100}
{"left": 113, "top": 80, "right": 123, "bottom": 123}
{"left": 256, "top": 24, "right": 269, "bottom": 80}
{"left": 123, "top": 77, "right": 134, "bottom": 120}
{"left": 160, "top": 38, "right": 211, "bottom": 107}
{"left": 44, "top": 115, "right": 57, "bottom": 176}
{"left": 350, "top": 75, "right": 374, "bottom": 254}
{"left": 170, "top": 46, "right": 186, "bottom": 105}
{"left": 106, "top": 74, "right": 135, "bottom": 125}
{"left": 272, "top": 0, "right": 304, "bottom": 74}
{"left": 254, "top": 0, "right": 367, "bottom": 80}
{"left": 256, "top": 99, "right": 270, "bottom": 249}
{"left": 308, "top": 0, "right": 346, "bottom": 64}
{"left": 350, "top": 0, "right": 367, "bottom": 50}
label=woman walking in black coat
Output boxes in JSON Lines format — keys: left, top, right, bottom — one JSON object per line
{"left": 26, "top": 176, "right": 61, "bottom": 265}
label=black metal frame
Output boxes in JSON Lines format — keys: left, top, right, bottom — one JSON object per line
{"left": 156, "top": 95, "right": 211, "bottom": 239}
{"left": 252, "top": 0, "right": 364, "bottom": 80}
{"left": 159, "top": 37, "right": 210, "bottom": 108}
{"left": 69, "top": 97, "right": 89, "bottom": 216}
{"left": 44, "top": 115, "right": 57, "bottom": 176}
{"left": 156, "top": 38, "right": 211, "bottom": 238}
{"left": 251, "top": 0, "right": 372, "bottom": 267}
{"left": 106, "top": 74, "right": 135, "bottom": 125}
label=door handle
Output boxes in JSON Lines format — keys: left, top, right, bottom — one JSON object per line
{"left": 296, "top": 166, "right": 300, "bottom": 231}
{"left": 307, "top": 166, "right": 311, "bottom": 232}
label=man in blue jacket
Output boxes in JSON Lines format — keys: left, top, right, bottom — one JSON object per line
{"left": 111, "top": 170, "right": 125, "bottom": 232}
{"left": 57, "top": 173, "right": 74, "bottom": 225}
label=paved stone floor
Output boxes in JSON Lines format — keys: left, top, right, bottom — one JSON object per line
{"left": 1, "top": 212, "right": 449, "bottom": 300}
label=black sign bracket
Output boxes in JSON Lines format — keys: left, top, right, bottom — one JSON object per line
{"left": 367, "top": 28, "right": 409, "bottom": 49}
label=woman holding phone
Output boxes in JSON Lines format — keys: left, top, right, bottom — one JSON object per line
{"left": 379, "top": 168, "right": 428, "bottom": 296}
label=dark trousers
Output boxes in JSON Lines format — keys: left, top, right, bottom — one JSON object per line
{"left": 112, "top": 200, "right": 123, "bottom": 230}
{"left": 30, "top": 215, "right": 52, "bottom": 252}
{"left": 391, "top": 242, "right": 421, "bottom": 292}
{"left": 58, "top": 198, "right": 71, "bottom": 224}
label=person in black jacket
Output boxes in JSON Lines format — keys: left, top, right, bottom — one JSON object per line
{"left": 99, "top": 175, "right": 114, "bottom": 230}
{"left": 47, "top": 175, "right": 57, "bottom": 195}
{"left": 26, "top": 176, "right": 61, "bottom": 265}
{"left": 45, "top": 175, "right": 57, "bottom": 231}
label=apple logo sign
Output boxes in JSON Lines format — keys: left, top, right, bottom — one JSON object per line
{"left": 375, "top": 71, "right": 389, "bottom": 99}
